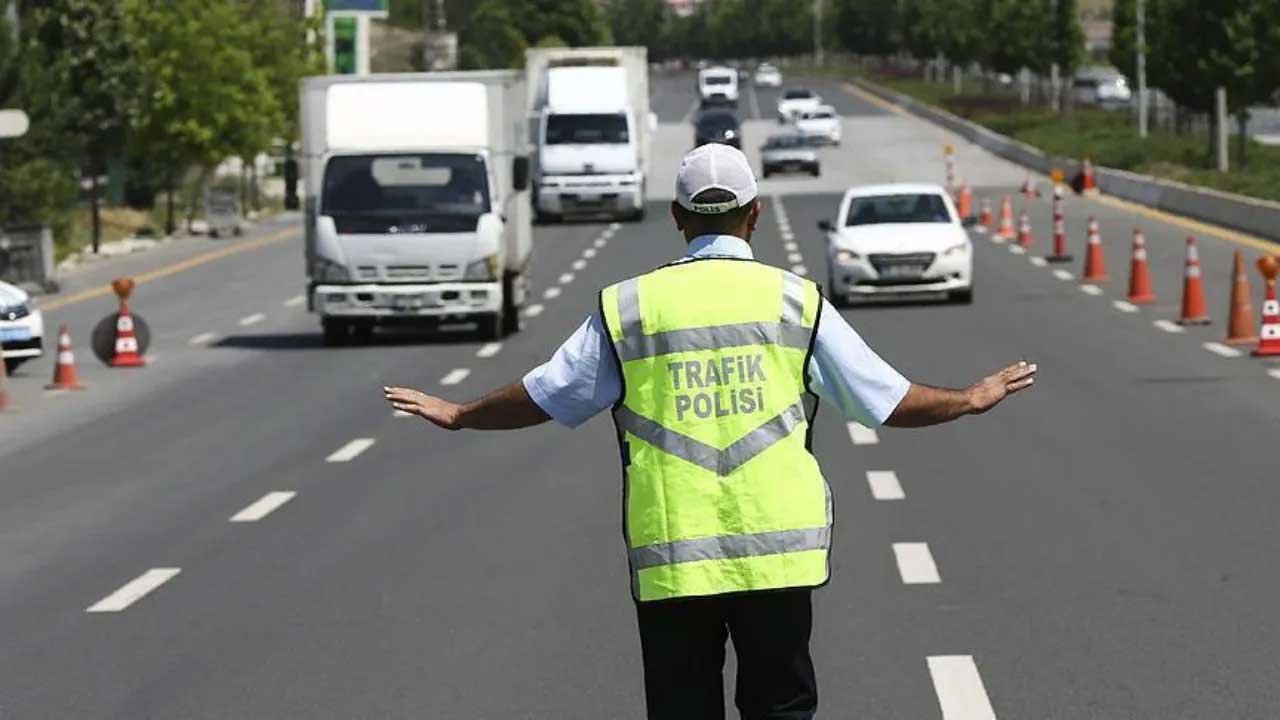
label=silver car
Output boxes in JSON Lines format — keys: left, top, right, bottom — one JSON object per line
{"left": 761, "top": 134, "right": 819, "bottom": 178}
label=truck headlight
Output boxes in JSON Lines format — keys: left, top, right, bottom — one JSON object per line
{"left": 313, "top": 257, "right": 350, "bottom": 282}
{"left": 465, "top": 254, "right": 500, "bottom": 281}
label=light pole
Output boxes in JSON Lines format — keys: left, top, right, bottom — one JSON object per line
{"left": 1136, "top": 0, "right": 1148, "bottom": 138}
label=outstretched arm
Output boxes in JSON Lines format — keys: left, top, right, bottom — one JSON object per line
{"left": 384, "top": 380, "right": 551, "bottom": 431}
{"left": 884, "top": 361, "right": 1037, "bottom": 428}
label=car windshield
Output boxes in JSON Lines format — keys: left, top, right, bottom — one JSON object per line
{"left": 845, "top": 194, "right": 952, "bottom": 226}
{"left": 322, "top": 153, "right": 490, "bottom": 231}
{"left": 704, "top": 75, "right": 732, "bottom": 86}
{"left": 545, "top": 113, "right": 629, "bottom": 144}
{"left": 803, "top": 112, "right": 835, "bottom": 120}
{"left": 765, "top": 135, "right": 809, "bottom": 149}
{"left": 784, "top": 90, "right": 813, "bottom": 99}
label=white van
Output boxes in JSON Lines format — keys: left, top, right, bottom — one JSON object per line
{"left": 698, "top": 66, "right": 739, "bottom": 107}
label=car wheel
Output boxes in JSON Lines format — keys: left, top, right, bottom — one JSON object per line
{"left": 4, "top": 357, "right": 27, "bottom": 374}
{"left": 321, "top": 318, "right": 349, "bottom": 346}
{"left": 480, "top": 312, "right": 503, "bottom": 341}
{"left": 350, "top": 324, "right": 374, "bottom": 344}
{"left": 949, "top": 288, "right": 974, "bottom": 305}
{"left": 825, "top": 272, "right": 847, "bottom": 309}
{"left": 762, "top": 170, "right": 772, "bottom": 179}
{"left": 501, "top": 275, "right": 522, "bottom": 336}
{"left": 810, "top": 167, "right": 821, "bottom": 177}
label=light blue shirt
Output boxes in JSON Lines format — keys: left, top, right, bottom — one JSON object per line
{"left": 523, "top": 234, "right": 911, "bottom": 428}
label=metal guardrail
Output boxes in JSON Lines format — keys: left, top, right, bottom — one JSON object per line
{"left": 0, "top": 224, "right": 57, "bottom": 292}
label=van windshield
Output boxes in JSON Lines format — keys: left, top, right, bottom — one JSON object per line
{"left": 322, "top": 153, "right": 490, "bottom": 233}
{"left": 546, "top": 113, "right": 629, "bottom": 144}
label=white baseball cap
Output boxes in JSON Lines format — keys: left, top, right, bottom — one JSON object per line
{"left": 675, "top": 143, "right": 759, "bottom": 215}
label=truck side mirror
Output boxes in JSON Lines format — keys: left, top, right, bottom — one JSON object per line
{"left": 817, "top": 219, "right": 834, "bottom": 233}
{"left": 513, "top": 156, "right": 531, "bottom": 192}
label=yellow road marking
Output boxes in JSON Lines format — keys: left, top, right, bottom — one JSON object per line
{"left": 41, "top": 226, "right": 299, "bottom": 313}
{"left": 840, "top": 79, "right": 1280, "bottom": 255}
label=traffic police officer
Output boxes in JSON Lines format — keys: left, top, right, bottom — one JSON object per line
{"left": 385, "top": 143, "right": 1037, "bottom": 719}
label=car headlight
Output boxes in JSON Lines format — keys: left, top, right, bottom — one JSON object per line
{"left": 943, "top": 242, "right": 971, "bottom": 257}
{"left": 1, "top": 303, "right": 30, "bottom": 321}
{"left": 834, "top": 249, "right": 860, "bottom": 264}
{"left": 464, "top": 254, "right": 500, "bottom": 281}
{"left": 313, "top": 256, "right": 350, "bottom": 283}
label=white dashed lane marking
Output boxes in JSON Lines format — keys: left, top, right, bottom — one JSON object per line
{"left": 788, "top": 253, "right": 804, "bottom": 264}
{"left": 594, "top": 238, "right": 608, "bottom": 248}
{"left": 583, "top": 248, "right": 597, "bottom": 258}
{"left": 846, "top": 422, "right": 879, "bottom": 446}
{"left": 325, "top": 438, "right": 375, "bottom": 463}
{"left": 928, "top": 655, "right": 998, "bottom": 720}
{"left": 791, "top": 265, "right": 808, "bottom": 276}
{"left": 476, "top": 342, "right": 502, "bottom": 358}
{"left": 1112, "top": 300, "right": 1139, "bottom": 313}
{"left": 1080, "top": 284, "right": 1103, "bottom": 296}
{"left": 558, "top": 273, "right": 575, "bottom": 285}
{"left": 87, "top": 568, "right": 181, "bottom": 613}
{"left": 524, "top": 304, "right": 545, "bottom": 318}
{"left": 284, "top": 294, "right": 306, "bottom": 308}
{"left": 1008, "top": 245, "right": 1026, "bottom": 255}
{"left": 188, "top": 332, "right": 218, "bottom": 346}
{"left": 1029, "top": 256, "right": 1048, "bottom": 267}
{"left": 544, "top": 287, "right": 562, "bottom": 299}
{"left": 238, "top": 312, "right": 266, "bottom": 327}
{"left": 572, "top": 259, "right": 587, "bottom": 271}
{"left": 866, "top": 471, "right": 904, "bottom": 500}
{"left": 440, "top": 368, "right": 471, "bottom": 385}
{"left": 230, "top": 491, "right": 296, "bottom": 522}
{"left": 609, "top": 222, "right": 622, "bottom": 231}
{"left": 1203, "top": 342, "right": 1243, "bottom": 358}
{"left": 1154, "top": 319, "right": 1185, "bottom": 334}
{"left": 784, "top": 242, "right": 799, "bottom": 252}
{"left": 1053, "top": 269, "right": 1074, "bottom": 281}
{"left": 893, "top": 542, "right": 941, "bottom": 584}
{"left": 1268, "top": 368, "right": 1280, "bottom": 380}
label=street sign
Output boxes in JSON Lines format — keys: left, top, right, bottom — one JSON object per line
{"left": 0, "top": 109, "right": 29, "bottom": 139}
{"left": 324, "top": 0, "right": 388, "bottom": 17}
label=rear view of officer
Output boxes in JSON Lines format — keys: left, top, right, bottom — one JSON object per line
{"left": 385, "top": 143, "right": 1037, "bottom": 719}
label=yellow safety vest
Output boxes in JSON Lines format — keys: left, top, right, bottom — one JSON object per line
{"left": 600, "top": 257, "right": 832, "bottom": 602}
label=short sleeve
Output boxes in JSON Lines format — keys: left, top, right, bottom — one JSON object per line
{"left": 522, "top": 313, "right": 622, "bottom": 428}
{"left": 806, "top": 299, "right": 911, "bottom": 426}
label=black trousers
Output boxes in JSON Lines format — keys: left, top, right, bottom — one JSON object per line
{"left": 634, "top": 588, "right": 818, "bottom": 720}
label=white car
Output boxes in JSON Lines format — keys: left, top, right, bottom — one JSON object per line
{"left": 0, "top": 280, "right": 44, "bottom": 372}
{"left": 777, "top": 87, "right": 822, "bottom": 123}
{"left": 754, "top": 64, "right": 782, "bottom": 87}
{"left": 820, "top": 184, "right": 973, "bottom": 305}
{"left": 794, "top": 105, "right": 841, "bottom": 145}
{"left": 698, "top": 66, "right": 739, "bottom": 107}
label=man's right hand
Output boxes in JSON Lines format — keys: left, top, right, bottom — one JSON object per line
{"left": 384, "top": 386, "right": 463, "bottom": 430}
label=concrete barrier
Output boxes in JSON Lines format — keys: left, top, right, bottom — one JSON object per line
{"left": 851, "top": 77, "right": 1280, "bottom": 244}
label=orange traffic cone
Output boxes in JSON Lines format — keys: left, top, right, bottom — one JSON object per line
{"left": 956, "top": 184, "right": 973, "bottom": 222}
{"left": 1177, "top": 236, "right": 1211, "bottom": 325}
{"left": 111, "top": 301, "right": 146, "bottom": 367}
{"left": 1224, "top": 251, "right": 1258, "bottom": 345}
{"left": 46, "top": 325, "right": 86, "bottom": 390}
{"left": 1080, "top": 157, "right": 1099, "bottom": 194}
{"left": 1046, "top": 185, "right": 1072, "bottom": 263}
{"left": 1253, "top": 255, "right": 1280, "bottom": 357}
{"left": 1016, "top": 212, "right": 1034, "bottom": 248}
{"left": 996, "top": 195, "right": 1016, "bottom": 240}
{"left": 1081, "top": 217, "right": 1109, "bottom": 282}
{"left": 1020, "top": 175, "right": 1041, "bottom": 199}
{"left": 1127, "top": 229, "right": 1156, "bottom": 304}
{"left": 978, "top": 198, "right": 994, "bottom": 232}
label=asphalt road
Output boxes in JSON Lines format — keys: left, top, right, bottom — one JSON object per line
{"left": 2, "top": 72, "right": 1280, "bottom": 718}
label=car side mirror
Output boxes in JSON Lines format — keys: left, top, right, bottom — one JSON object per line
{"left": 513, "top": 156, "right": 530, "bottom": 192}
{"left": 817, "top": 219, "right": 834, "bottom": 233}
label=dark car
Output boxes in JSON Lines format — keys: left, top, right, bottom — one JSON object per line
{"left": 694, "top": 109, "right": 742, "bottom": 149}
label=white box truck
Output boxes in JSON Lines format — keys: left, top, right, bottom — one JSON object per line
{"left": 525, "top": 47, "right": 655, "bottom": 223}
{"left": 299, "top": 71, "right": 532, "bottom": 344}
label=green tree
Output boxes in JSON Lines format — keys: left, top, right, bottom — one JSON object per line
{"left": 1047, "top": 0, "right": 1085, "bottom": 79}
{"left": 606, "top": 0, "right": 671, "bottom": 56}
{"left": 459, "top": 0, "right": 528, "bottom": 69}
{"left": 832, "top": 0, "right": 902, "bottom": 55}
{"left": 1108, "top": 0, "right": 1137, "bottom": 81}
{"left": 983, "top": 0, "right": 1048, "bottom": 74}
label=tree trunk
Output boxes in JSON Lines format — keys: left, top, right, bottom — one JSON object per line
{"left": 90, "top": 171, "right": 101, "bottom": 254}
{"left": 165, "top": 168, "right": 175, "bottom": 236}
{"left": 239, "top": 160, "right": 248, "bottom": 218}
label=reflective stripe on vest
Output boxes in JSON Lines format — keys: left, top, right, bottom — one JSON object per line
{"left": 602, "top": 259, "right": 832, "bottom": 602}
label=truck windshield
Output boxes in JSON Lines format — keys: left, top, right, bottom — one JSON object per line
{"left": 545, "top": 113, "right": 629, "bottom": 145}
{"left": 322, "top": 153, "right": 490, "bottom": 232}
{"left": 704, "top": 75, "right": 732, "bottom": 85}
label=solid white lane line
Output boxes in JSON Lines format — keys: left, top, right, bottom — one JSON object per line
{"left": 476, "top": 342, "right": 502, "bottom": 359}
{"left": 325, "top": 438, "right": 375, "bottom": 463}
{"left": 440, "top": 368, "right": 471, "bottom": 385}
{"left": 893, "top": 542, "right": 941, "bottom": 584}
{"left": 846, "top": 422, "right": 879, "bottom": 446}
{"left": 1112, "top": 300, "right": 1139, "bottom": 313}
{"left": 1268, "top": 369, "right": 1280, "bottom": 380}
{"left": 1203, "top": 342, "right": 1243, "bottom": 358}
{"left": 87, "top": 568, "right": 181, "bottom": 613}
{"left": 543, "top": 287, "right": 562, "bottom": 299}
{"left": 928, "top": 656, "right": 998, "bottom": 720}
{"left": 788, "top": 252, "right": 804, "bottom": 264}
{"left": 558, "top": 272, "right": 575, "bottom": 285}
{"left": 1154, "top": 319, "right": 1185, "bottom": 334}
{"left": 791, "top": 264, "right": 808, "bottom": 276}
{"left": 866, "top": 471, "right": 904, "bottom": 501}
{"left": 188, "top": 332, "right": 218, "bottom": 346}
{"left": 284, "top": 294, "right": 306, "bottom": 308}
{"left": 1053, "top": 269, "right": 1074, "bottom": 281}
{"left": 1080, "top": 284, "right": 1103, "bottom": 296}
{"left": 524, "top": 303, "right": 545, "bottom": 317}
{"left": 230, "top": 491, "right": 296, "bottom": 522}
{"left": 572, "top": 259, "right": 588, "bottom": 271}
{"left": 238, "top": 312, "right": 266, "bottom": 326}
{"left": 1008, "top": 245, "right": 1026, "bottom": 255}
{"left": 583, "top": 248, "right": 597, "bottom": 258}
{"left": 1029, "top": 256, "right": 1048, "bottom": 267}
